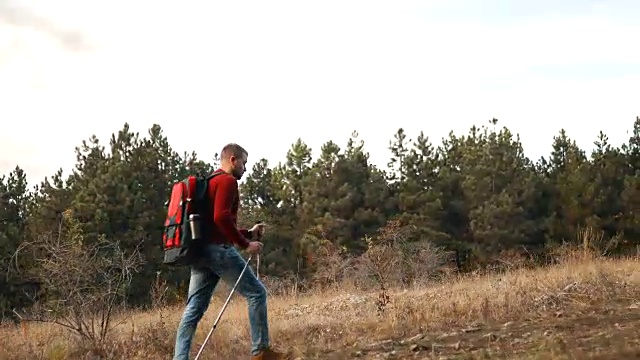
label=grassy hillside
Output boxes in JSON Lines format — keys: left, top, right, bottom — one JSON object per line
{"left": 1, "top": 249, "right": 639, "bottom": 359}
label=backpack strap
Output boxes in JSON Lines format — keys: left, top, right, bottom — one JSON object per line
{"left": 206, "top": 169, "right": 226, "bottom": 180}
{"left": 191, "top": 170, "right": 226, "bottom": 214}
{"left": 185, "top": 176, "right": 197, "bottom": 214}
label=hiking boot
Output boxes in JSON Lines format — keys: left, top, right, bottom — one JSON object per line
{"left": 250, "top": 347, "right": 286, "bottom": 360}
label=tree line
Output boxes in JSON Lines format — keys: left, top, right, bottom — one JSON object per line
{"left": 2, "top": 118, "right": 640, "bottom": 320}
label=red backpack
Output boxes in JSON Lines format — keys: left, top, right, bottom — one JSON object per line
{"left": 162, "top": 171, "right": 224, "bottom": 266}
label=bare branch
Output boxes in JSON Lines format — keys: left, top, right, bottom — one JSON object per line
{"left": 12, "top": 216, "right": 144, "bottom": 345}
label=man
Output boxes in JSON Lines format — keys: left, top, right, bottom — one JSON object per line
{"left": 173, "top": 143, "right": 284, "bottom": 360}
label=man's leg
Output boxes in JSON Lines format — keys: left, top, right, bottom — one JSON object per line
{"left": 174, "top": 267, "right": 220, "bottom": 360}
{"left": 219, "top": 247, "right": 270, "bottom": 356}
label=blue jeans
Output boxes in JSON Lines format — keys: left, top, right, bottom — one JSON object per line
{"left": 173, "top": 244, "right": 270, "bottom": 359}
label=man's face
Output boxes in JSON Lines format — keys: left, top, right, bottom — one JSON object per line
{"left": 229, "top": 153, "right": 248, "bottom": 180}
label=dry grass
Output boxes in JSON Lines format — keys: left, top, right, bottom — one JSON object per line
{"left": 1, "top": 249, "right": 639, "bottom": 359}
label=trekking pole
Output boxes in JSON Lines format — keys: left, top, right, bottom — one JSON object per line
{"left": 255, "top": 221, "right": 263, "bottom": 280}
{"left": 194, "top": 254, "right": 253, "bottom": 360}
{"left": 256, "top": 253, "right": 261, "bottom": 280}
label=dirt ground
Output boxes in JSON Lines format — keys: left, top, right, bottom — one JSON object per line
{"left": 308, "top": 301, "right": 640, "bottom": 359}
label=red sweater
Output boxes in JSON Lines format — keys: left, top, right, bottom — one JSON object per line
{"left": 205, "top": 170, "right": 252, "bottom": 249}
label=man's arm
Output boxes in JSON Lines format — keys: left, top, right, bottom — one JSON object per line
{"left": 212, "top": 175, "right": 251, "bottom": 249}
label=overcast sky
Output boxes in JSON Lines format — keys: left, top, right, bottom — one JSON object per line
{"left": 1, "top": 0, "right": 639, "bottom": 186}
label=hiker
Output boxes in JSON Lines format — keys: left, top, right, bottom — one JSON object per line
{"left": 173, "top": 143, "right": 284, "bottom": 360}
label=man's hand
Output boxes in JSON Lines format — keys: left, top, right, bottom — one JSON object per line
{"left": 246, "top": 241, "right": 263, "bottom": 255}
{"left": 250, "top": 222, "right": 266, "bottom": 239}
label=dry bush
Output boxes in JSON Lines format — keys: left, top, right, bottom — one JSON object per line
{"left": 576, "top": 226, "right": 623, "bottom": 257}
{"left": 350, "top": 220, "right": 447, "bottom": 291}
{"left": 11, "top": 213, "right": 143, "bottom": 348}
{"left": 308, "top": 238, "right": 353, "bottom": 290}
{"left": 260, "top": 273, "right": 301, "bottom": 298}
{"left": 150, "top": 271, "right": 169, "bottom": 310}
{"left": 303, "top": 221, "right": 447, "bottom": 294}
{"left": 354, "top": 236, "right": 400, "bottom": 314}
{"left": 475, "top": 248, "right": 535, "bottom": 274}
{"left": 401, "top": 240, "right": 450, "bottom": 285}
{"left": 345, "top": 220, "right": 448, "bottom": 315}
{"left": 545, "top": 226, "right": 622, "bottom": 266}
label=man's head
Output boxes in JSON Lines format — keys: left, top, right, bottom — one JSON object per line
{"left": 220, "top": 143, "right": 248, "bottom": 180}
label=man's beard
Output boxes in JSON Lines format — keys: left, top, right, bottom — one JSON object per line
{"left": 232, "top": 169, "right": 244, "bottom": 180}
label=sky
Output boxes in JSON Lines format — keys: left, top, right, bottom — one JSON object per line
{"left": 1, "top": 0, "right": 639, "bottom": 186}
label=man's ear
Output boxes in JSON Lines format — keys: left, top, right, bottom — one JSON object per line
{"left": 229, "top": 156, "right": 236, "bottom": 163}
